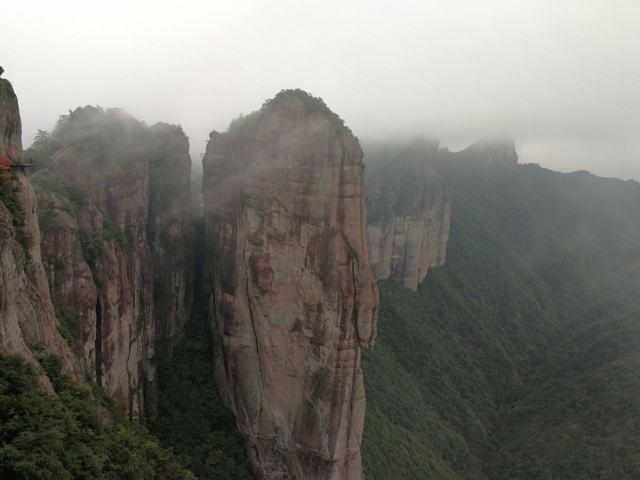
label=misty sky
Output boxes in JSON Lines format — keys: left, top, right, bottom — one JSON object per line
{"left": 2, "top": 0, "right": 639, "bottom": 179}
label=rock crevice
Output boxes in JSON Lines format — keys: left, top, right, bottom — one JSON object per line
{"left": 0, "top": 77, "right": 79, "bottom": 387}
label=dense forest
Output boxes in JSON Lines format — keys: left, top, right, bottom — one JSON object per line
{"left": 0, "top": 354, "right": 194, "bottom": 480}
{"left": 361, "top": 150, "right": 640, "bottom": 479}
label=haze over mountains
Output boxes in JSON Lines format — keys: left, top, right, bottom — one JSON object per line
{"left": 2, "top": 3, "right": 640, "bottom": 479}
{"left": 2, "top": 0, "right": 639, "bottom": 180}
{"left": 3, "top": 63, "right": 640, "bottom": 478}
{"left": 362, "top": 139, "right": 640, "bottom": 479}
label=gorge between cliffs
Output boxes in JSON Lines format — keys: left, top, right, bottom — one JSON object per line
{"left": 1, "top": 78, "right": 445, "bottom": 479}
{"left": 4, "top": 1, "right": 640, "bottom": 477}
{"left": 4, "top": 67, "right": 638, "bottom": 480}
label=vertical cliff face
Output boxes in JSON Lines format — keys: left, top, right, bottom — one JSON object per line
{"left": 147, "top": 124, "right": 193, "bottom": 356}
{"left": 0, "top": 77, "right": 78, "bottom": 386}
{"left": 36, "top": 149, "right": 155, "bottom": 415}
{"left": 33, "top": 108, "right": 192, "bottom": 416}
{"left": 0, "top": 78, "right": 22, "bottom": 157}
{"left": 203, "top": 90, "right": 378, "bottom": 479}
{"left": 365, "top": 138, "right": 452, "bottom": 291}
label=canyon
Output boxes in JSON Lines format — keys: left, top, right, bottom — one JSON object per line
{"left": 1, "top": 78, "right": 451, "bottom": 478}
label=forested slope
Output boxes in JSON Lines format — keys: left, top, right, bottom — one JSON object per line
{"left": 362, "top": 152, "right": 640, "bottom": 479}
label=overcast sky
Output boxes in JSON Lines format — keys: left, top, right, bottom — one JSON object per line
{"left": 2, "top": 0, "right": 639, "bottom": 179}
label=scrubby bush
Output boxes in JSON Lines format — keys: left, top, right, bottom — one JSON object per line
{"left": 0, "top": 354, "right": 195, "bottom": 480}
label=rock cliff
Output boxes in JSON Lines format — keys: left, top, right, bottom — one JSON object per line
{"left": 147, "top": 123, "right": 193, "bottom": 356}
{"left": 203, "top": 90, "right": 378, "bottom": 479}
{"left": 456, "top": 137, "right": 519, "bottom": 166}
{"left": 0, "top": 77, "right": 78, "bottom": 387}
{"left": 33, "top": 107, "right": 192, "bottom": 416}
{"left": 365, "top": 138, "right": 452, "bottom": 291}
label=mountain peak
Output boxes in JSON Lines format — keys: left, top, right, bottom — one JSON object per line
{"left": 462, "top": 136, "right": 518, "bottom": 166}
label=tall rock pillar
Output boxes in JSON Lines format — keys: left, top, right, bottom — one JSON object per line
{"left": 203, "top": 90, "right": 378, "bottom": 479}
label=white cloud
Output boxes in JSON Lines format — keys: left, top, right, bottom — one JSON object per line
{"left": 1, "top": 0, "right": 638, "bottom": 179}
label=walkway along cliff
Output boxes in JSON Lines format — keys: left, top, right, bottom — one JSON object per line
{"left": 0, "top": 82, "right": 193, "bottom": 418}
{"left": 202, "top": 90, "right": 379, "bottom": 479}
{"left": 0, "top": 75, "right": 80, "bottom": 390}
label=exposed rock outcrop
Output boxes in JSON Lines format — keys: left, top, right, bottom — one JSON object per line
{"left": 203, "top": 90, "right": 378, "bottom": 479}
{"left": 0, "top": 79, "right": 21, "bottom": 158}
{"left": 33, "top": 107, "right": 192, "bottom": 416}
{"left": 457, "top": 137, "right": 519, "bottom": 166}
{"left": 365, "top": 138, "right": 452, "bottom": 291}
{"left": 0, "top": 77, "right": 78, "bottom": 387}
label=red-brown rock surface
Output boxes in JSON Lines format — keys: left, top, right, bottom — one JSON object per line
{"left": 34, "top": 108, "right": 192, "bottom": 416}
{"left": 203, "top": 90, "right": 378, "bottom": 479}
{"left": 0, "top": 77, "right": 78, "bottom": 388}
{"left": 36, "top": 148, "right": 156, "bottom": 415}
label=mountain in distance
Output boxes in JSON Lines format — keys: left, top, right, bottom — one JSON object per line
{"left": 2, "top": 72, "right": 640, "bottom": 480}
{"left": 362, "top": 138, "right": 640, "bottom": 479}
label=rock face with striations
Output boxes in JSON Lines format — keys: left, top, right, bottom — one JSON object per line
{"left": 33, "top": 107, "right": 192, "bottom": 416}
{"left": 202, "top": 90, "right": 378, "bottom": 479}
{"left": 365, "top": 138, "right": 452, "bottom": 291}
{"left": 0, "top": 76, "right": 78, "bottom": 387}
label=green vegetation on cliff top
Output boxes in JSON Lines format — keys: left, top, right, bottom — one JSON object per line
{"left": 223, "top": 89, "right": 351, "bottom": 139}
